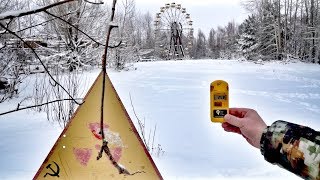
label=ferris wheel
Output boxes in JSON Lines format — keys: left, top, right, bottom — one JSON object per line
{"left": 154, "top": 2, "right": 194, "bottom": 60}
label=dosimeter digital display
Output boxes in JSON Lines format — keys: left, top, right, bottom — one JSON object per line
{"left": 210, "top": 80, "right": 229, "bottom": 123}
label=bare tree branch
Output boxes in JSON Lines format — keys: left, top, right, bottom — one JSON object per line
{"left": 0, "top": 98, "right": 83, "bottom": 116}
{"left": 0, "top": 0, "right": 76, "bottom": 21}
{"left": 0, "top": 18, "right": 13, "bottom": 37}
{"left": 108, "top": 39, "right": 122, "bottom": 48}
{"left": 84, "top": 0, "right": 104, "bottom": 5}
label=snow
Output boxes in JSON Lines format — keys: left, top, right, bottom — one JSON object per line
{"left": 0, "top": 9, "right": 35, "bottom": 19}
{"left": 0, "top": 10, "right": 24, "bottom": 19}
{"left": 0, "top": 5, "right": 50, "bottom": 20}
{"left": 1, "top": 59, "right": 319, "bottom": 179}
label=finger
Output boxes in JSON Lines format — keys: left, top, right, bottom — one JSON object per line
{"left": 229, "top": 108, "right": 253, "bottom": 118}
{"left": 224, "top": 114, "right": 243, "bottom": 128}
{"left": 221, "top": 122, "right": 229, "bottom": 128}
{"left": 229, "top": 108, "right": 252, "bottom": 115}
{"left": 222, "top": 123, "right": 242, "bottom": 134}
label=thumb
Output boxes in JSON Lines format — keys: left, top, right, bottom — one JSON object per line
{"left": 224, "top": 114, "right": 243, "bottom": 128}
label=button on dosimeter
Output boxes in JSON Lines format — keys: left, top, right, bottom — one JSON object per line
{"left": 210, "top": 80, "right": 229, "bottom": 123}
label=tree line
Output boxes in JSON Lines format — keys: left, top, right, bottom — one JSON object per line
{"left": 2, "top": 0, "right": 320, "bottom": 71}
{"left": 193, "top": 0, "right": 320, "bottom": 63}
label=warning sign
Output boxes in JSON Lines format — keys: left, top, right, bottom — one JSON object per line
{"left": 34, "top": 72, "right": 163, "bottom": 179}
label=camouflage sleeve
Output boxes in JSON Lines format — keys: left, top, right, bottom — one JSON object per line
{"left": 260, "top": 120, "right": 320, "bottom": 180}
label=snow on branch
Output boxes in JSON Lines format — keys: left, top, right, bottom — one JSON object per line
{"left": 0, "top": 0, "right": 76, "bottom": 21}
{"left": 0, "top": 43, "right": 5, "bottom": 50}
{"left": 84, "top": 0, "right": 104, "bottom": 5}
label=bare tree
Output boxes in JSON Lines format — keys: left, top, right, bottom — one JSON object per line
{"left": 37, "top": 0, "right": 108, "bottom": 69}
{"left": 112, "top": 0, "right": 138, "bottom": 70}
{"left": 141, "top": 12, "right": 155, "bottom": 49}
{"left": 192, "top": 29, "right": 207, "bottom": 59}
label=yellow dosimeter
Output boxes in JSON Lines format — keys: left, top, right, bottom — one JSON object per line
{"left": 210, "top": 80, "right": 229, "bottom": 123}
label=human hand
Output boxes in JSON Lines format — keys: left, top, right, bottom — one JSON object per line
{"left": 222, "top": 108, "right": 267, "bottom": 149}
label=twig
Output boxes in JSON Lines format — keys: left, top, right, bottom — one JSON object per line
{"left": 147, "top": 127, "right": 151, "bottom": 150}
{"left": 99, "top": 0, "right": 118, "bottom": 145}
{"left": 97, "top": 0, "right": 143, "bottom": 176}
{"left": 0, "top": 98, "right": 83, "bottom": 116}
{"left": 129, "top": 93, "right": 148, "bottom": 148}
{"left": 152, "top": 124, "right": 157, "bottom": 154}
{"left": 0, "top": 22, "right": 83, "bottom": 106}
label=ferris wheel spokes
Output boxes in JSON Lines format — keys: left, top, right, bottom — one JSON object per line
{"left": 154, "top": 2, "right": 194, "bottom": 60}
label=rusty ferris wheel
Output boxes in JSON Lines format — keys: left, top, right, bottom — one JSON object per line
{"left": 154, "top": 3, "right": 194, "bottom": 60}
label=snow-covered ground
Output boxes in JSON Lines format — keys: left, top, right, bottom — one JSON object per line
{"left": 1, "top": 59, "right": 320, "bottom": 179}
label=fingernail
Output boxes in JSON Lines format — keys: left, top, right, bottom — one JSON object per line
{"left": 224, "top": 114, "right": 230, "bottom": 121}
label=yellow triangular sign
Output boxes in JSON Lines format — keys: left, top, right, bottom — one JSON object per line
{"left": 34, "top": 72, "right": 163, "bottom": 179}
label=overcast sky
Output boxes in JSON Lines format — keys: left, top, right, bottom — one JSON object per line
{"left": 132, "top": 0, "right": 250, "bottom": 36}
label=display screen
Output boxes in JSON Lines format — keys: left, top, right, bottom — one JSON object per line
{"left": 214, "top": 95, "right": 227, "bottom": 100}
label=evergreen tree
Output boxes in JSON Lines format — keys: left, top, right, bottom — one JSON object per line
{"left": 256, "top": 1, "right": 278, "bottom": 60}
{"left": 238, "top": 15, "right": 259, "bottom": 60}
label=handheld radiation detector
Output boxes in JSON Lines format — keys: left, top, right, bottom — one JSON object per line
{"left": 210, "top": 80, "right": 229, "bottom": 123}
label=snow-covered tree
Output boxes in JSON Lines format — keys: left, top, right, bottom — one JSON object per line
{"left": 191, "top": 29, "right": 207, "bottom": 59}
{"left": 255, "top": 0, "right": 278, "bottom": 60}
{"left": 223, "top": 21, "right": 239, "bottom": 59}
{"left": 38, "top": 0, "right": 107, "bottom": 70}
{"left": 238, "top": 15, "right": 259, "bottom": 60}
{"left": 208, "top": 28, "right": 220, "bottom": 59}
{"left": 240, "top": 0, "right": 320, "bottom": 63}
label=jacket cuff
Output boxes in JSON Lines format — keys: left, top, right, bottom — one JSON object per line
{"left": 260, "top": 126, "right": 269, "bottom": 157}
{"left": 259, "top": 120, "right": 288, "bottom": 163}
